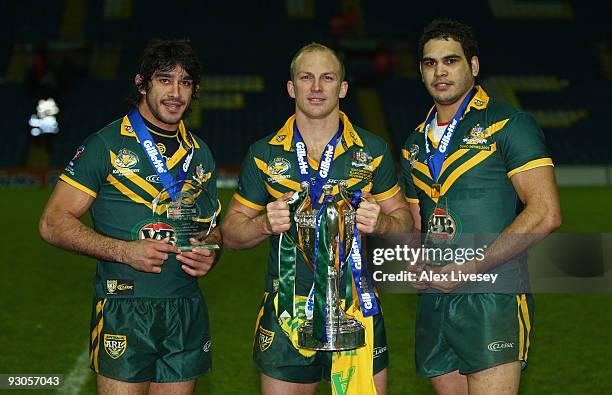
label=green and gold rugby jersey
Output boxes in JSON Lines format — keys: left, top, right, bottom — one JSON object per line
{"left": 400, "top": 86, "right": 553, "bottom": 292}
{"left": 235, "top": 112, "right": 400, "bottom": 296}
{"left": 60, "top": 113, "right": 219, "bottom": 298}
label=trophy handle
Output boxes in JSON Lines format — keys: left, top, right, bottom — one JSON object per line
{"left": 295, "top": 181, "right": 315, "bottom": 270}
{"left": 295, "top": 181, "right": 311, "bottom": 217}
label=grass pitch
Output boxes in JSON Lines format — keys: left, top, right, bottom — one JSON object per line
{"left": 0, "top": 187, "right": 610, "bottom": 394}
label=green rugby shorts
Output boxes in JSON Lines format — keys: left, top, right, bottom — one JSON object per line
{"left": 416, "top": 293, "right": 533, "bottom": 377}
{"left": 89, "top": 294, "right": 212, "bottom": 382}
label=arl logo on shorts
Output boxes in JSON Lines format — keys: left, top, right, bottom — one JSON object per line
{"left": 104, "top": 334, "right": 127, "bottom": 359}
{"left": 258, "top": 326, "right": 275, "bottom": 352}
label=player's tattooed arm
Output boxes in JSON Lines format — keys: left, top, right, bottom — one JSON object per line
{"left": 39, "top": 180, "right": 179, "bottom": 273}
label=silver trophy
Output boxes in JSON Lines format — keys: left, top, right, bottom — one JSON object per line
{"left": 294, "top": 181, "right": 366, "bottom": 351}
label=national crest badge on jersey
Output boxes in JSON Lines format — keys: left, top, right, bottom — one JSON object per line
{"left": 351, "top": 149, "right": 373, "bottom": 170}
{"left": 460, "top": 124, "right": 492, "bottom": 151}
{"left": 258, "top": 326, "right": 275, "bottom": 352}
{"left": 463, "top": 124, "right": 488, "bottom": 145}
{"left": 104, "top": 334, "right": 127, "bottom": 359}
{"left": 407, "top": 144, "right": 419, "bottom": 166}
{"left": 114, "top": 149, "right": 139, "bottom": 168}
{"left": 268, "top": 157, "right": 291, "bottom": 176}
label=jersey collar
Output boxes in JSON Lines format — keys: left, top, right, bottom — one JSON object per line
{"left": 268, "top": 111, "right": 364, "bottom": 154}
{"left": 119, "top": 114, "right": 200, "bottom": 169}
{"left": 416, "top": 85, "right": 490, "bottom": 133}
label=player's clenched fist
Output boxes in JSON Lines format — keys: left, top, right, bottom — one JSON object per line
{"left": 123, "top": 238, "right": 180, "bottom": 273}
{"left": 264, "top": 193, "right": 292, "bottom": 235}
{"left": 356, "top": 192, "right": 382, "bottom": 234}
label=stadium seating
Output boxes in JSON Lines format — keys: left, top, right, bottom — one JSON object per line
{"left": 2, "top": 0, "right": 609, "bottom": 167}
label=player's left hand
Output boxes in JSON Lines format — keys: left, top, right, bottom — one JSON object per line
{"left": 424, "top": 261, "right": 478, "bottom": 293}
{"left": 356, "top": 192, "right": 382, "bottom": 234}
{"left": 176, "top": 238, "right": 217, "bottom": 277}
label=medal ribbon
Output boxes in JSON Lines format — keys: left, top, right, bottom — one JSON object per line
{"left": 127, "top": 108, "right": 195, "bottom": 201}
{"left": 424, "top": 88, "right": 477, "bottom": 181}
{"left": 348, "top": 191, "right": 379, "bottom": 316}
{"left": 293, "top": 121, "right": 342, "bottom": 208}
{"left": 277, "top": 231, "right": 297, "bottom": 319}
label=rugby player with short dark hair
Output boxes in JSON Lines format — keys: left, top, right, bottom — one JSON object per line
{"left": 401, "top": 19, "right": 561, "bottom": 395}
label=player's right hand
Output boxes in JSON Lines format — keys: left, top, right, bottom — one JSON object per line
{"left": 124, "top": 239, "right": 180, "bottom": 273}
{"left": 264, "top": 194, "right": 292, "bottom": 235}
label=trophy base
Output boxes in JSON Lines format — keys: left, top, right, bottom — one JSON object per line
{"left": 178, "top": 244, "right": 220, "bottom": 252}
{"left": 297, "top": 317, "right": 366, "bottom": 351}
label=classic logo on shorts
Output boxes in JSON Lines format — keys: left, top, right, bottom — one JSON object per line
{"left": 203, "top": 340, "right": 211, "bottom": 352}
{"left": 106, "top": 279, "right": 134, "bottom": 295}
{"left": 268, "top": 157, "right": 291, "bottom": 176}
{"left": 258, "top": 326, "right": 275, "bottom": 352}
{"left": 114, "top": 149, "right": 139, "bottom": 168}
{"left": 487, "top": 341, "right": 515, "bottom": 352}
{"left": 104, "top": 334, "right": 127, "bottom": 359}
{"left": 427, "top": 207, "right": 458, "bottom": 241}
{"left": 138, "top": 222, "right": 177, "bottom": 245}
{"left": 373, "top": 346, "right": 387, "bottom": 359}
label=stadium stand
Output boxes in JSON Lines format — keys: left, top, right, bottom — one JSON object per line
{"left": 1, "top": 0, "right": 609, "bottom": 169}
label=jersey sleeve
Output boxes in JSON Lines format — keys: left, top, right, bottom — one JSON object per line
{"left": 400, "top": 142, "right": 419, "bottom": 204}
{"left": 234, "top": 145, "right": 268, "bottom": 211}
{"left": 370, "top": 143, "right": 400, "bottom": 201}
{"left": 200, "top": 144, "right": 220, "bottom": 219}
{"left": 59, "top": 133, "right": 109, "bottom": 197}
{"left": 497, "top": 112, "right": 554, "bottom": 178}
